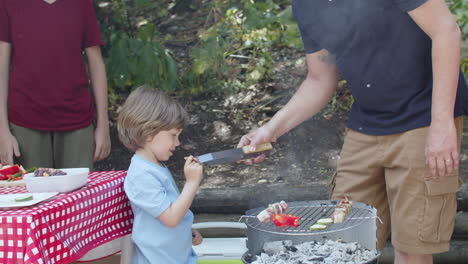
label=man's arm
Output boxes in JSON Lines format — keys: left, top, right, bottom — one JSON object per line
{"left": 85, "top": 46, "right": 111, "bottom": 162}
{"left": 238, "top": 49, "right": 338, "bottom": 156}
{"left": 264, "top": 50, "right": 338, "bottom": 139}
{"left": 408, "top": 0, "right": 462, "bottom": 177}
{"left": 0, "top": 41, "right": 19, "bottom": 164}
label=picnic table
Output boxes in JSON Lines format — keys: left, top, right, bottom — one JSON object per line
{"left": 0, "top": 171, "right": 133, "bottom": 264}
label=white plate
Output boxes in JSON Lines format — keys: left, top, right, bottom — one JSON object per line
{"left": 0, "top": 192, "right": 58, "bottom": 208}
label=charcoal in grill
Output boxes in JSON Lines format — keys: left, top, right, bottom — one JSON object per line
{"left": 241, "top": 200, "right": 379, "bottom": 257}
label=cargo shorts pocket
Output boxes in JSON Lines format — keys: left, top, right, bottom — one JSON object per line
{"left": 418, "top": 176, "right": 462, "bottom": 243}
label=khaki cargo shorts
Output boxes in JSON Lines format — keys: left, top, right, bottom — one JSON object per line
{"left": 331, "top": 117, "right": 464, "bottom": 254}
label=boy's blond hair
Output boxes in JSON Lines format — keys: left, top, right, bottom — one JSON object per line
{"left": 117, "top": 86, "right": 188, "bottom": 152}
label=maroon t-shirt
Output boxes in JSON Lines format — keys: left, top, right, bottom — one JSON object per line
{"left": 0, "top": 0, "right": 104, "bottom": 131}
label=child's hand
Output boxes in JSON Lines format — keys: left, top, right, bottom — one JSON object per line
{"left": 184, "top": 155, "right": 203, "bottom": 184}
{"left": 192, "top": 229, "right": 203, "bottom": 246}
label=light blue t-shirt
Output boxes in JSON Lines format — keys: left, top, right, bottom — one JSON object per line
{"left": 124, "top": 154, "right": 197, "bottom": 264}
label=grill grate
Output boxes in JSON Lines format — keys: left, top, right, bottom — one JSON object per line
{"left": 242, "top": 200, "right": 378, "bottom": 236}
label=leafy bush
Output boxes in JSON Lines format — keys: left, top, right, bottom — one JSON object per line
{"left": 95, "top": 0, "right": 468, "bottom": 97}
{"left": 449, "top": 0, "right": 468, "bottom": 39}
{"left": 95, "top": 0, "right": 179, "bottom": 92}
{"left": 188, "top": 0, "right": 302, "bottom": 93}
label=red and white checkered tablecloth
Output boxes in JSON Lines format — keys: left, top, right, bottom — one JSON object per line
{"left": 0, "top": 171, "right": 133, "bottom": 264}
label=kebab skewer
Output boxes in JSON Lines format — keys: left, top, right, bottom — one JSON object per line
{"left": 331, "top": 197, "right": 353, "bottom": 223}
{"left": 256, "top": 200, "right": 289, "bottom": 222}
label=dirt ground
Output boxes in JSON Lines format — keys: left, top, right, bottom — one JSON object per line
{"left": 94, "top": 46, "right": 468, "bottom": 189}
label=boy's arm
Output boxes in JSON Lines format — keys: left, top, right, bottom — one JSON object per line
{"left": 159, "top": 156, "right": 202, "bottom": 228}
{"left": 85, "top": 46, "right": 110, "bottom": 162}
{"left": 0, "top": 41, "right": 19, "bottom": 164}
{"left": 158, "top": 182, "right": 199, "bottom": 228}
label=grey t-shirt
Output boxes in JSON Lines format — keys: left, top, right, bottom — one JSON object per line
{"left": 292, "top": 0, "right": 468, "bottom": 135}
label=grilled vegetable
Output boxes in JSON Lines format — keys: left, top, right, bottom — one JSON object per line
{"left": 316, "top": 218, "right": 333, "bottom": 225}
{"left": 332, "top": 197, "right": 353, "bottom": 223}
{"left": 271, "top": 214, "right": 300, "bottom": 228}
{"left": 309, "top": 224, "right": 327, "bottom": 230}
{"left": 257, "top": 200, "right": 288, "bottom": 222}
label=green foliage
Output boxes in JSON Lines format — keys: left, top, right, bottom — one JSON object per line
{"left": 188, "top": 0, "right": 302, "bottom": 93}
{"left": 449, "top": 0, "right": 468, "bottom": 39}
{"left": 95, "top": 0, "right": 179, "bottom": 92}
{"left": 94, "top": 0, "right": 468, "bottom": 98}
{"left": 105, "top": 26, "right": 178, "bottom": 91}
{"left": 446, "top": 0, "right": 468, "bottom": 78}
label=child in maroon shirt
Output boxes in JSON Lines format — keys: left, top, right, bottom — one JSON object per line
{"left": 0, "top": 0, "right": 110, "bottom": 169}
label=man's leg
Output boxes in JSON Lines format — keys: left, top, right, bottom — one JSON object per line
{"left": 331, "top": 129, "right": 391, "bottom": 249}
{"left": 394, "top": 249, "right": 432, "bottom": 264}
{"left": 385, "top": 117, "right": 463, "bottom": 263}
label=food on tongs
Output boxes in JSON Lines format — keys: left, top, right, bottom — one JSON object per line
{"left": 257, "top": 200, "right": 289, "bottom": 222}
{"left": 34, "top": 168, "right": 67, "bottom": 177}
{"left": 331, "top": 197, "right": 353, "bottom": 223}
{"left": 271, "top": 214, "right": 300, "bottom": 228}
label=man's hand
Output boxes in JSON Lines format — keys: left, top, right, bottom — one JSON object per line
{"left": 425, "top": 120, "right": 458, "bottom": 178}
{"left": 237, "top": 125, "right": 277, "bottom": 165}
{"left": 93, "top": 124, "right": 111, "bottom": 162}
{"left": 0, "top": 131, "right": 20, "bottom": 165}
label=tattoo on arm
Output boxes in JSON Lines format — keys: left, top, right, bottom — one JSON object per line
{"left": 318, "top": 53, "right": 336, "bottom": 64}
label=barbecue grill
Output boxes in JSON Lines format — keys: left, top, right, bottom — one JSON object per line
{"left": 241, "top": 200, "right": 380, "bottom": 262}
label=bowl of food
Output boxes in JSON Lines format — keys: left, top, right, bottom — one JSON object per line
{"left": 23, "top": 168, "right": 89, "bottom": 193}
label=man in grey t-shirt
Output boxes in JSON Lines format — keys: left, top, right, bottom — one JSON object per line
{"left": 239, "top": 1, "right": 467, "bottom": 263}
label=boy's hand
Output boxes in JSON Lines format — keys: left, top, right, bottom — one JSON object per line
{"left": 184, "top": 155, "right": 203, "bottom": 184}
{"left": 192, "top": 229, "right": 203, "bottom": 246}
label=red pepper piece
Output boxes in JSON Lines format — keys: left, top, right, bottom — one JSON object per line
{"left": 0, "top": 165, "right": 21, "bottom": 176}
{"left": 0, "top": 173, "right": 7, "bottom": 180}
{"left": 271, "top": 214, "right": 300, "bottom": 228}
